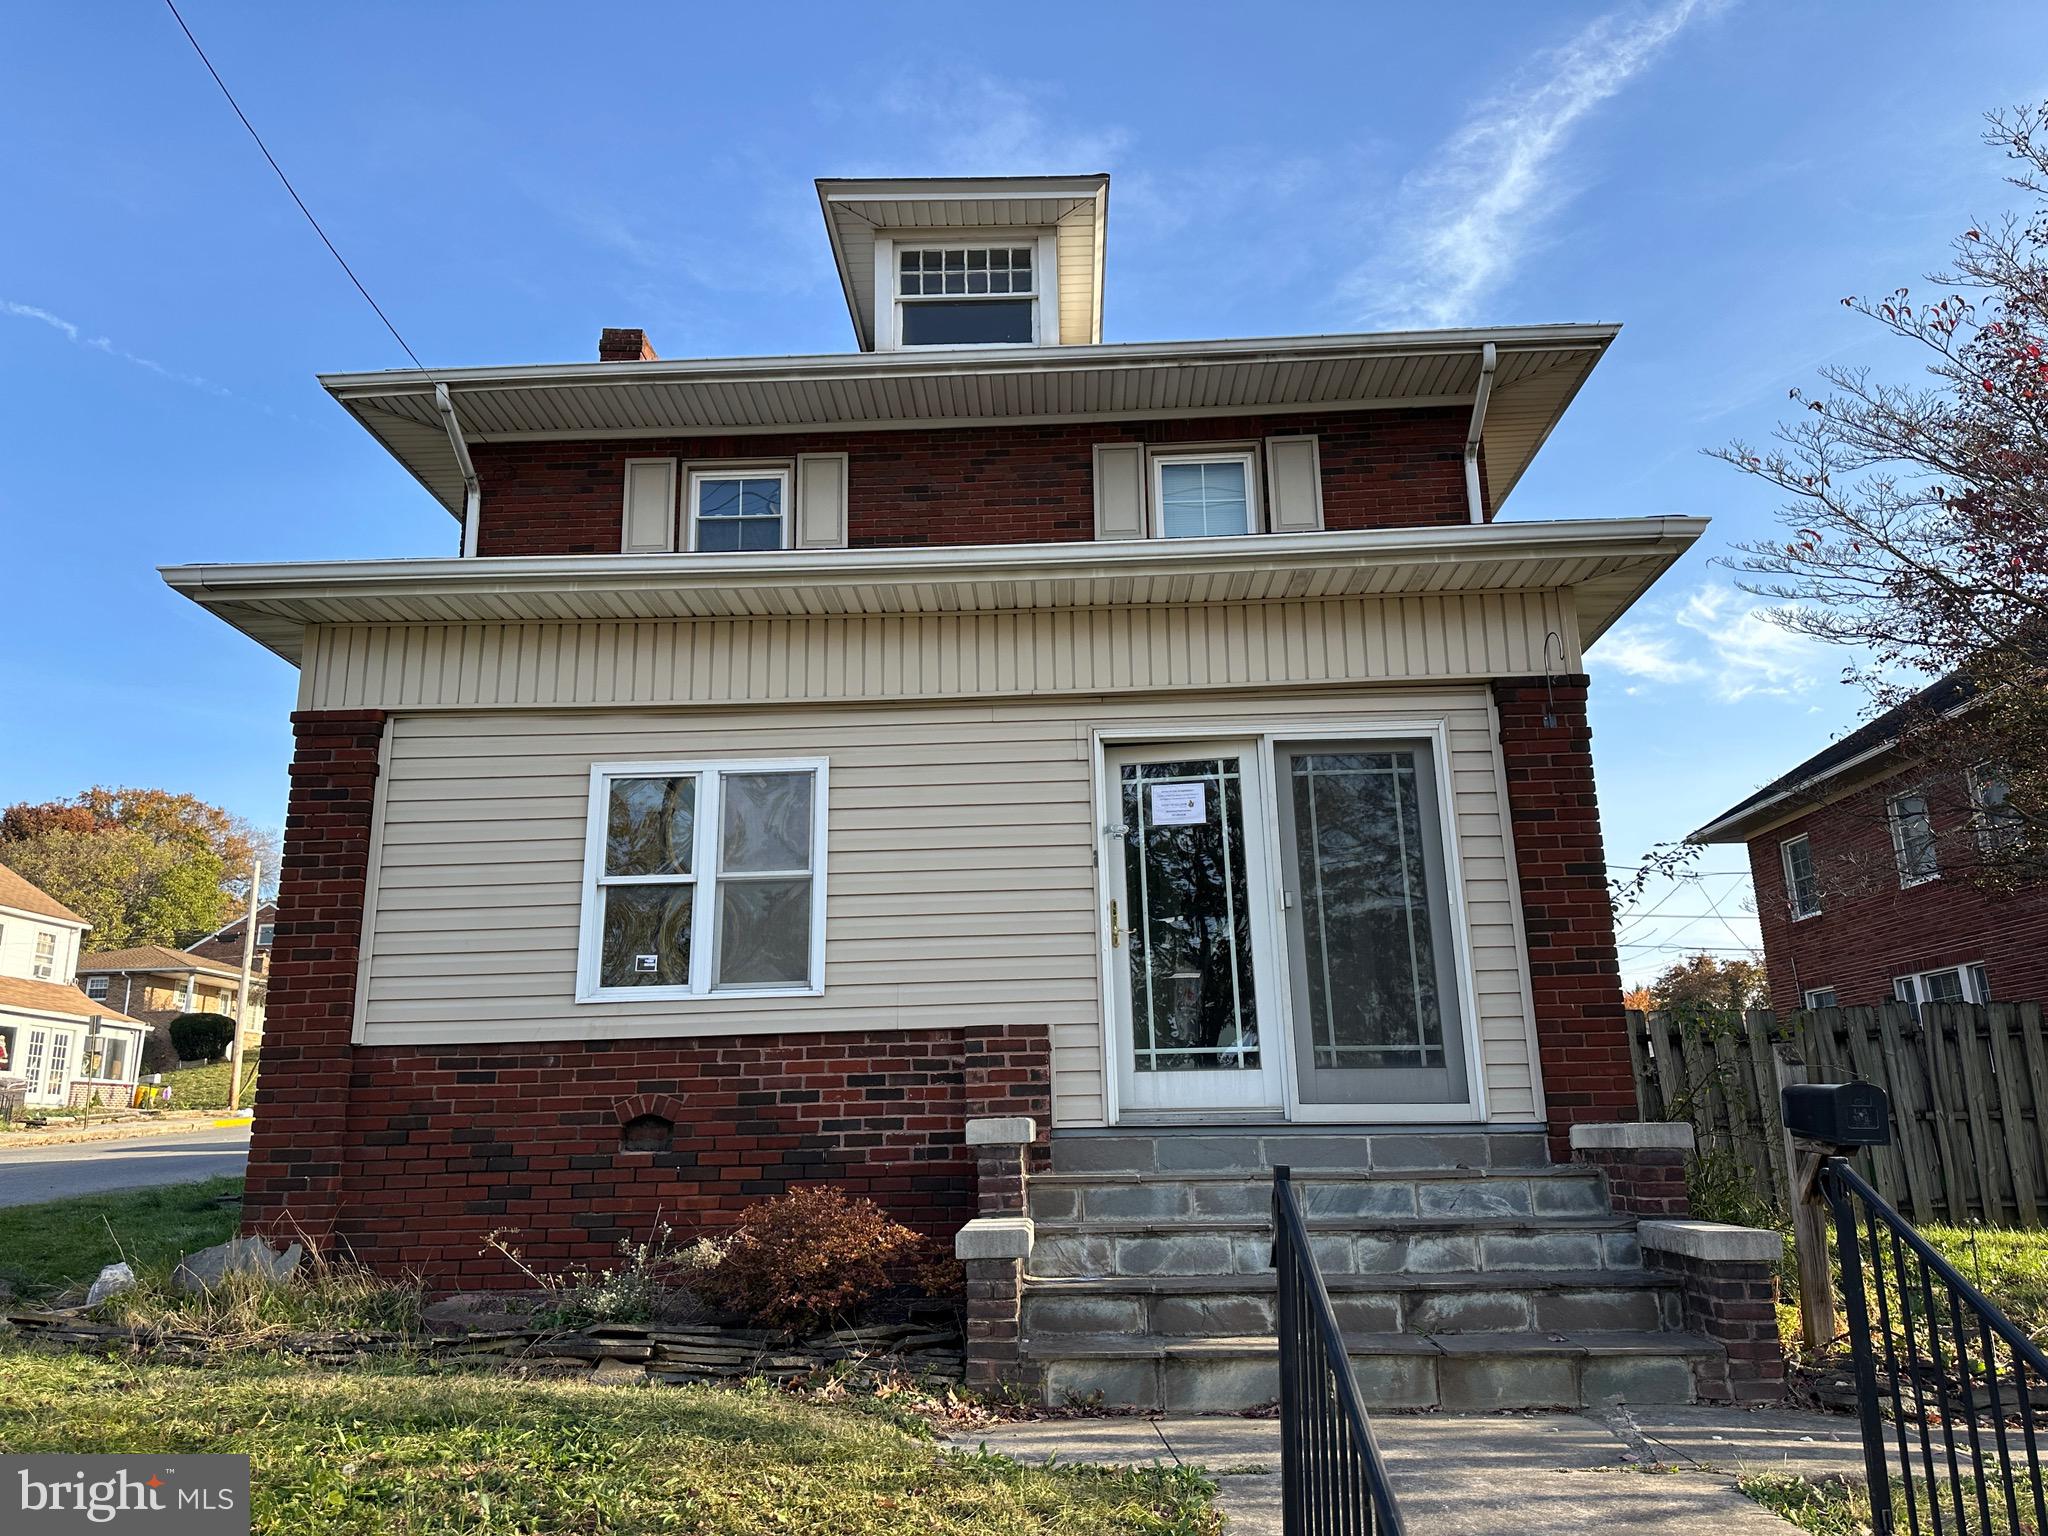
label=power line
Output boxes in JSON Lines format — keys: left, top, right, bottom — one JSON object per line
{"left": 163, "top": 0, "right": 429, "bottom": 375}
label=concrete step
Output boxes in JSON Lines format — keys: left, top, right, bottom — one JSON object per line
{"left": 1027, "top": 1167, "right": 1610, "bottom": 1225}
{"left": 1049, "top": 1128, "right": 1550, "bottom": 1176}
{"left": 1028, "top": 1216, "right": 1641, "bottom": 1280}
{"left": 1027, "top": 1330, "right": 1722, "bottom": 1412}
{"left": 1023, "top": 1269, "right": 1683, "bottom": 1339}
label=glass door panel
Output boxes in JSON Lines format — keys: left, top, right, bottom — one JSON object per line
{"left": 1109, "top": 743, "right": 1281, "bottom": 1114}
{"left": 1276, "top": 742, "right": 1470, "bottom": 1107}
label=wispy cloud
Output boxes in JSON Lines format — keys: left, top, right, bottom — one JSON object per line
{"left": 1345, "top": 0, "right": 1720, "bottom": 328}
{"left": 866, "top": 68, "right": 1130, "bottom": 176}
{"left": 1591, "top": 581, "right": 1837, "bottom": 702}
{"left": 3, "top": 298, "right": 230, "bottom": 397}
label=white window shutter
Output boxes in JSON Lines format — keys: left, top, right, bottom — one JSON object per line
{"left": 794, "top": 453, "right": 850, "bottom": 549}
{"left": 621, "top": 458, "right": 677, "bottom": 553}
{"left": 1092, "top": 443, "right": 1147, "bottom": 539}
{"left": 1264, "top": 435, "right": 1324, "bottom": 533}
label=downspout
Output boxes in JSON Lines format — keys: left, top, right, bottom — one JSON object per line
{"left": 1464, "top": 341, "right": 1497, "bottom": 524}
{"left": 435, "top": 383, "right": 482, "bottom": 558}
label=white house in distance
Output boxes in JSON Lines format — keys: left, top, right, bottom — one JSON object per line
{"left": 0, "top": 862, "right": 152, "bottom": 1110}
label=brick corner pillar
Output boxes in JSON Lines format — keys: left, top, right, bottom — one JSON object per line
{"left": 955, "top": 1213, "right": 1036, "bottom": 1395}
{"left": 241, "top": 708, "right": 388, "bottom": 1249}
{"left": 1492, "top": 675, "right": 1637, "bottom": 1162}
{"left": 965, "top": 1116, "right": 1036, "bottom": 1218}
{"left": 1638, "top": 1220, "right": 1788, "bottom": 1403}
{"left": 1570, "top": 1121, "right": 1693, "bottom": 1218}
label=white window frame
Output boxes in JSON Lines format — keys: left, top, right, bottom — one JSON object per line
{"left": 1894, "top": 964, "right": 1989, "bottom": 1009}
{"left": 31, "top": 930, "right": 55, "bottom": 980}
{"left": 1888, "top": 791, "right": 1940, "bottom": 887}
{"left": 686, "top": 465, "right": 793, "bottom": 554}
{"left": 576, "top": 758, "right": 829, "bottom": 1004}
{"left": 255, "top": 923, "right": 275, "bottom": 947}
{"left": 84, "top": 975, "right": 109, "bottom": 1000}
{"left": 1802, "top": 986, "right": 1838, "bottom": 1009}
{"left": 1968, "top": 764, "right": 2022, "bottom": 855}
{"left": 1780, "top": 834, "right": 1821, "bottom": 920}
{"left": 891, "top": 236, "right": 1043, "bottom": 350}
{"left": 1149, "top": 447, "right": 1264, "bottom": 539}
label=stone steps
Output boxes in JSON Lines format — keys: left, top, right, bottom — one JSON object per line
{"left": 1024, "top": 1268, "right": 1683, "bottom": 1339}
{"left": 1027, "top": 1215, "right": 1642, "bottom": 1279}
{"left": 1030, "top": 1329, "right": 1723, "bottom": 1413}
{"left": 1048, "top": 1128, "right": 1547, "bottom": 1176}
{"left": 1028, "top": 1166, "right": 1609, "bottom": 1224}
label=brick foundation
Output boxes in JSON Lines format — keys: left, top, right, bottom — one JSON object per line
{"left": 1493, "top": 675, "right": 1637, "bottom": 1161}
{"left": 1639, "top": 1221, "right": 1787, "bottom": 1403}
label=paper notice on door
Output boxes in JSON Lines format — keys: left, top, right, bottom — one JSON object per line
{"left": 1149, "top": 782, "right": 1207, "bottom": 826}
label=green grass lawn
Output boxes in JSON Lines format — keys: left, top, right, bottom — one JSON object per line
{"left": 0, "top": 1349, "right": 1218, "bottom": 1535}
{"left": 162, "top": 1051, "right": 260, "bottom": 1112}
{"left": 0, "top": 1177, "right": 243, "bottom": 1302}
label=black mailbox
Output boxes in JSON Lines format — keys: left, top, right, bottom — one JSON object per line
{"left": 1782, "top": 1082, "right": 1892, "bottom": 1148}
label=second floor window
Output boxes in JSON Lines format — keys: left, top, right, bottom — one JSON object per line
{"left": 898, "top": 246, "right": 1036, "bottom": 346}
{"left": 690, "top": 470, "right": 789, "bottom": 553}
{"left": 255, "top": 923, "right": 275, "bottom": 947}
{"left": 1154, "top": 451, "right": 1259, "bottom": 538}
{"left": 1970, "top": 765, "right": 2023, "bottom": 855}
{"left": 1889, "top": 792, "right": 1939, "bottom": 886}
{"left": 32, "top": 931, "right": 55, "bottom": 979}
{"left": 84, "top": 976, "right": 109, "bottom": 1000}
{"left": 1781, "top": 834, "right": 1821, "bottom": 919}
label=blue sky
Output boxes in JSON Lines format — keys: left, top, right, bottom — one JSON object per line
{"left": 3, "top": 1, "right": 2044, "bottom": 984}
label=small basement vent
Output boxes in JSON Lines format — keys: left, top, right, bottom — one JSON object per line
{"left": 620, "top": 1114, "right": 675, "bottom": 1152}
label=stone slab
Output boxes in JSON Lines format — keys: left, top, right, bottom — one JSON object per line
{"left": 955, "top": 1216, "right": 1033, "bottom": 1260}
{"left": 1570, "top": 1122, "right": 1697, "bottom": 1152}
{"left": 1637, "top": 1220, "right": 1784, "bottom": 1264}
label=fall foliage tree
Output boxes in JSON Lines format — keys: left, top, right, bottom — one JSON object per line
{"left": 1714, "top": 103, "right": 2048, "bottom": 884}
{"left": 1649, "top": 954, "right": 1769, "bottom": 1017}
{"left": 0, "top": 788, "right": 278, "bottom": 951}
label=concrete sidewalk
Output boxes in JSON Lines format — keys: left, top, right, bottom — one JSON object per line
{"left": 949, "top": 1405, "right": 1868, "bottom": 1533}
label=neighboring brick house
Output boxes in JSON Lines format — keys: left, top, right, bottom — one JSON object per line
{"left": 188, "top": 903, "right": 275, "bottom": 1041}
{"left": 1693, "top": 675, "right": 2043, "bottom": 1013}
{"left": 73, "top": 945, "right": 259, "bottom": 1046}
{"left": 0, "top": 862, "right": 151, "bottom": 1109}
{"left": 163, "top": 173, "right": 1728, "bottom": 1410}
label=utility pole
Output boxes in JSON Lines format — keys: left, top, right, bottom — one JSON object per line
{"left": 228, "top": 860, "right": 260, "bottom": 1113}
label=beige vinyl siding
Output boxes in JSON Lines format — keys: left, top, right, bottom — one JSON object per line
{"left": 298, "top": 592, "right": 1581, "bottom": 713}
{"left": 355, "top": 685, "right": 1540, "bottom": 1129}
{"left": 1055, "top": 212, "right": 1097, "bottom": 344}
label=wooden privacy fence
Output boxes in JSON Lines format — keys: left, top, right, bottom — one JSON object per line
{"left": 1628, "top": 1003, "right": 2048, "bottom": 1228}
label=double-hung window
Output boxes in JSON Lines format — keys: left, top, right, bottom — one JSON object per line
{"left": 1889, "top": 792, "right": 1939, "bottom": 886}
{"left": 1780, "top": 835, "right": 1821, "bottom": 919}
{"left": 1152, "top": 450, "right": 1260, "bottom": 538}
{"left": 578, "top": 759, "right": 827, "bottom": 1001}
{"left": 84, "top": 976, "right": 109, "bottom": 1000}
{"left": 1969, "top": 765, "right": 2022, "bottom": 855}
{"left": 32, "top": 931, "right": 55, "bottom": 980}
{"left": 689, "top": 468, "right": 789, "bottom": 553}
{"left": 897, "top": 244, "right": 1037, "bottom": 346}
{"left": 1802, "top": 986, "right": 1838, "bottom": 1009}
{"left": 1895, "top": 964, "right": 1988, "bottom": 1014}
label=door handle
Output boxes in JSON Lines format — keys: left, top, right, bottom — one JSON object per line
{"left": 1109, "top": 898, "right": 1122, "bottom": 948}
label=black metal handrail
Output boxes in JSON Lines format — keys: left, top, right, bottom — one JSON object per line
{"left": 1272, "top": 1165, "right": 1405, "bottom": 1536}
{"left": 1823, "top": 1156, "right": 2048, "bottom": 1535}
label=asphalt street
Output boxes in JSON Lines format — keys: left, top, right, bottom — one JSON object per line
{"left": 0, "top": 1126, "right": 252, "bottom": 1207}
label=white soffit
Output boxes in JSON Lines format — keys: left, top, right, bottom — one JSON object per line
{"left": 161, "top": 515, "right": 1705, "bottom": 666}
{"left": 321, "top": 324, "right": 1619, "bottom": 521}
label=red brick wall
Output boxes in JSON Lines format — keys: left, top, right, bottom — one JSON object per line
{"left": 246, "top": 711, "right": 1052, "bottom": 1284}
{"left": 472, "top": 407, "right": 1483, "bottom": 556}
{"left": 1493, "top": 676, "right": 1637, "bottom": 1160}
{"left": 1745, "top": 766, "right": 2048, "bottom": 1011}
{"left": 242, "top": 710, "right": 387, "bottom": 1241}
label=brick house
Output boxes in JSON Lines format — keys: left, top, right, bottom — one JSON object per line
{"left": 0, "top": 863, "right": 151, "bottom": 1109}
{"left": 73, "top": 943, "right": 261, "bottom": 1048}
{"left": 1693, "top": 675, "right": 2041, "bottom": 1013}
{"left": 165, "top": 174, "right": 1741, "bottom": 1409}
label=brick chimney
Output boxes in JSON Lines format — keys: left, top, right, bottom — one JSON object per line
{"left": 598, "top": 328, "right": 657, "bottom": 362}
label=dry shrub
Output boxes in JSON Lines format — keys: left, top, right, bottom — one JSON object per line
{"left": 695, "top": 1185, "right": 942, "bottom": 1335}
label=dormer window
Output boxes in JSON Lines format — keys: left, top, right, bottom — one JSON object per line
{"left": 897, "top": 245, "right": 1037, "bottom": 346}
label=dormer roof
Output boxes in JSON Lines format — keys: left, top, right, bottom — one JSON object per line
{"left": 816, "top": 174, "right": 1110, "bottom": 350}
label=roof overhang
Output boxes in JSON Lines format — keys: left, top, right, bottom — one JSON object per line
{"left": 162, "top": 515, "right": 1706, "bottom": 667}
{"left": 816, "top": 174, "right": 1111, "bottom": 350}
{"left": 319, "top": 324, "right": 1620, "bottom": 521}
